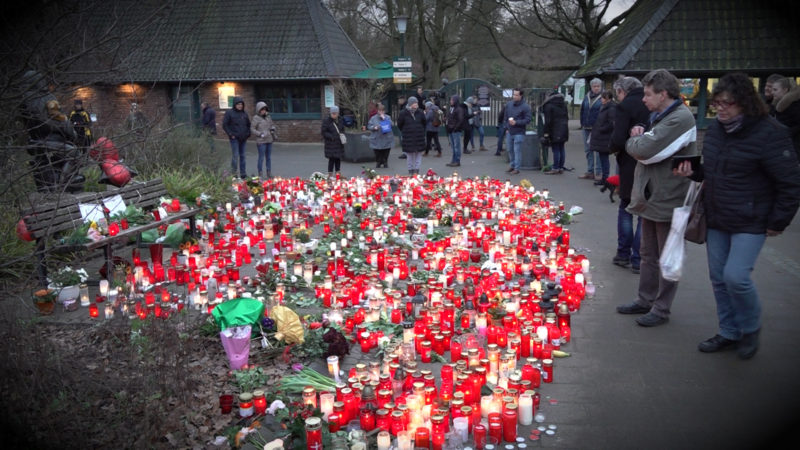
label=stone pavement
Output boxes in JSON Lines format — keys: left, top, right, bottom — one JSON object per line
{"left": 231, "top": 121, "right": 800, "bottom": 449}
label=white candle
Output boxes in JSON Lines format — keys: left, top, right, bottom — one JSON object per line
{"left": 481, "top": 395, "right": 493, "bottom": 418}
{"left": 99, "top": 280, "right": 109, "bottom": 297}
{"left": 327, "top": 356, "right": 340, "bottom": 382}
{"left": 519, "top": 393, "right": 533, "bottom": 425}
{"left": 503, "top": 230, "right": 511, "bottom": 246}
{"left": 320, "top": 392, "right": 334, "bottom": 420}
{"left": 377, "top": 431, "right": 391, "bottom": 450}
{"left": 397, "top": 431, "right": 412, "bottom": 450}
{"left": 581, "top": 259, "right": 591, "bottom": 273}
{"left": 453, "top": 417, "right": 469, "bottom": 442}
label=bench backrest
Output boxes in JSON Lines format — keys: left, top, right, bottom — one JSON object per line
{"left": 22, "top": 178, "right": 168, "bottom": 240}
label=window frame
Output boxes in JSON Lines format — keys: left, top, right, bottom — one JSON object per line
{"left": 254, "top": 82, "right": 322, "bottom": 120}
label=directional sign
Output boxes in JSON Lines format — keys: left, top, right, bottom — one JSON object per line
{"left": 393, "top": 72, "right": 413, "bottom": 83}
{"left": 393, "top": 60, "right": 412, "bottom": 69}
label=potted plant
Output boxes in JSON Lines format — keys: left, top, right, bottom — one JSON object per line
{"left": 32, "top": 288, "right": 57, "bottom": 315}
{"left": 47, "top": 266, "right": 89, "bottom": 303}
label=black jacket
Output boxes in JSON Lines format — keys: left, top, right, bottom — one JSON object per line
{"left": 775, "top": 87, "right": 800, "bottom": 159}
{"left": 610, "top": 87, "right": 650, "bottom": 201}
{"left": 541, "top": 93, "right": 569, "bottom": 144}
{"left": 222, "top": 97, "right": 250, "bottom": 140}
{"left": 446, "top": 95, "right": 468, "bottom": 133}
{"left": 321, "top": 116, "right": 345, "bottom": 159}
{"left": 397, "top": 107, "right": 427, "bottom": 153}
{"left": 691, "top": 115, "right": 800, "bottom": 233}
{"left": 202, "top": 105, "right": 217, "bottom": 135}
{"left": 589, "top": 102, "right": 616, "bottom": 153}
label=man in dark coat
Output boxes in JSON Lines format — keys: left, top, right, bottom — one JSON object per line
{"left": 69, "top": 99, "right": 92, "bottom": 148}
{"left": 201, "top": 102, "right": 217, "bottom": 150}
{"left": 397, "top": 96, "right": 427, "bottom": 174}
{"left": 610, "top": 76, "right": 650, "bottom": 273}
{"left": 502, "top": 88, "right": 532, "bottom": 174}
{"left": 321, "top": 105, "right": 345, "bottom": 178}
{"left": 541, "top": 90, "right": 569, "bottom": 174}
{"left": 222, "top": 96, "right": 251, "bottom": 178}
{"left": 445, "top": 95, "right": 468, "bottom": 167}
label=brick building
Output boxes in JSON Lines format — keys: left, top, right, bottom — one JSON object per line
{"left": 68, "top": 0, "right": 368, "bottom": 142}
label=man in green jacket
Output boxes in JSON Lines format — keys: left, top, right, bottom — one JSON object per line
{"left": 616, "top": 69, "right": 698, "bottom": 327}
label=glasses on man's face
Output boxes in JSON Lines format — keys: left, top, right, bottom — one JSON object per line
{"left": 711, "top": 99, "right": 736, "bottom": 109}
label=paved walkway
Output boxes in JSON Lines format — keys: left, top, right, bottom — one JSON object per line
{"left": 231, "top": 121, "right": 800, "bottom": 449}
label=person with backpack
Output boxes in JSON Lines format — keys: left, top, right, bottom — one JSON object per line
{"left": 424, "top": 101, "right": 443, "bottom": 157}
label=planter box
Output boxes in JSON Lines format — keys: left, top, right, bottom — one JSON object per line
{"left": 343, "top": 132, "right": 374, "bottom": 163}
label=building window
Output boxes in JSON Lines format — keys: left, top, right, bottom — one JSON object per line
{"left": 255, "top": 83, "right": 321, "bottom": 119}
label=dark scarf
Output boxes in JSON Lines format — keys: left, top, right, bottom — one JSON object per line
{"left": 717, "top": 114, "right": 744, "bottom": 133}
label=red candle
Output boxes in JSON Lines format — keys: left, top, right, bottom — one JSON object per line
{"left": 108, "top": 222, "right": 120, "bottom": 236}
{"left": 88, "top": 303, "right": 99, "bottom": 318}
{"left": 502, "top": 405, "right": 518, "bottom": 442}
{"left": 305, "top": 417, "right": 322, "bottom": 450}
{"left": 391, "top": 308, "right": 403, "bottom": 324}
{"left": 120, "top": 218, "right": 129, "bottom": 230}
{"left": 420, "top": 340, "right": 432, "bottom": 363}
{"left": 473, "top": 423, "right": 487, "bottom": 449}
{"left": 415, "top": 427, "right": 430, "bottom": 448}
{"left": 450, "top": 339, "right": 462, "bottom": 362}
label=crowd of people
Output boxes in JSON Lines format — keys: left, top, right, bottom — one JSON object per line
{"left": 321, "top": 69, "right": 800, "bottom": 360}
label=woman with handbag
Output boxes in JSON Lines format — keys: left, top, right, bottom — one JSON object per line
{"left": 367, "top": 103, "right": 394, "bottom": 168}
{"left": 321, "top": 105, "right": 346, "bottom": 178}
{"left": 674, "top": 73, "right": 800, "bottom": 359}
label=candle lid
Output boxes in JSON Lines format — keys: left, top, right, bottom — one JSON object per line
{"left": 238, "top": 392, "right": 253, "bottom": 402}
{"left": 253, "top": 390, "right": 264, "bottom": 397}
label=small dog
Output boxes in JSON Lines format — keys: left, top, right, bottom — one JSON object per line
{"left": 599, "top": 175, "right": 619, "bottom": 203}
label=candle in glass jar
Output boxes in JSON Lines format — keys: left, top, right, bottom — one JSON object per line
{"left": 305, "top": 417, "right": 322, "bottom": 450}
{"left": 518, "top": 392, "right": 533, "bottom": 425}
{"left": 327, "top": 356, "right": 340, "bottom": 382}
{"left": 377, "top": 431, "right": 391, "bottom": 450}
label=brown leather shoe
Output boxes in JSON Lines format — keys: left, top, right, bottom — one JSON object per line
{"left": 579, "top": 172, "right": 594, "bottom": 179}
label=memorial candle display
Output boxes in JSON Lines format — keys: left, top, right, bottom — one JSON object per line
{"left": 85, "top": 174, "right": 595, "bottom": 448}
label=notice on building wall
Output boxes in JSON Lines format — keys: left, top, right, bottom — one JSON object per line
{"left": 218, "top": 85, "right": 235, "bottom": 109}
{"left": 324, "top": 85, "right": 335, "bottom": 108}
{"left": 573, "top": 79, "right": 585, "bottom": 105}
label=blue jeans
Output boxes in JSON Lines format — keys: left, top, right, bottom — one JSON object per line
{"left": 597, "top": 152, "right": 610, "bottom": 179}
{"left": 583, "top": 129, "right": 599, "bottom": 175}
{"left": 257, "top": 142, "right": 272, "bottom": 175}
{"left": 551, "top": 142, "right": 565, "bottom": 170}
{"left": 507, "top": 133, "right": 524, "bottom": 170}
{"left": 617, "top": 198, "right": 642, "bottom": 267}
{"left": 474, "top": 126, "right": 485, "bottom": 147}
{"left": 448, "top": 131, "right": 462, "bottom": 163}
{"left": 706, "top": 228, "right": 766, "bottom": 340}
{"left": 230, "top": 139, "right": 247, "bottom": 177}
{"left": 496, "top": 126, "right": 506, "bottom": 153}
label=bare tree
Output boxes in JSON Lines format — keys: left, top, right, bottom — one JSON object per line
{"left": 475, "top": 0, "right": 635, "bottom": 71}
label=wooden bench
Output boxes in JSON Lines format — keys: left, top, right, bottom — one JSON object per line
{"left": 21, "top": 178, "right": 201, "bottom": 285}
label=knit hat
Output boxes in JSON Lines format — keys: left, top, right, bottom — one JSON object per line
{"left": 425, "top": 101, "right": 433, "bottom": 109}
{"left": 466, "top": 96, "right": 475, "bottom": 105}
{"left": 407, "top": 96, "right": 419, "bottom": 106}
{"left": 330, "top": 105, "right": 340, "bottom": 113}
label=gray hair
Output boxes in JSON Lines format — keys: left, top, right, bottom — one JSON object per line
{"left": 590, "top": 78, "right": 603, "bottom": 87}
{"left": 613, "top": 76, "right": 643, "bottom": 94}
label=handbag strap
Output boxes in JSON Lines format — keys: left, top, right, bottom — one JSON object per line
{"left": 332, "top": 122, "right": 341, "bottom": 134}
{"left": 683, "top": 181, "right": 703, "bottom": 207}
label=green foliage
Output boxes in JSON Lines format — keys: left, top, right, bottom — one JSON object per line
{"left": 81, "top": 166, "right": 106, "bottom": 192}
{"left": 147, "top": 167, "right": 235, "bottom": 210}
{"left": 410, "top": 206, "right": 431, "bottom": 218}
{"left": 296, "top": 326, "right": 326, "bottom": 359}
{"left": 233, "top": 367, "right": 271, "bottom": 393}
{"left": 123, "top": 122, "right": 220, "bottom": 175}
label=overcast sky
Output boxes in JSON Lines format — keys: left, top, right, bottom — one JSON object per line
{"left": 605, "top": 0, "right": 637, "bottom": 23}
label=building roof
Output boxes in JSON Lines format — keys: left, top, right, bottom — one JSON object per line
{"left": 577, "top": 0, "right": 800, "bottom": 78}
{"left": 88, "top": 0, "right": 368, "bottom": 83}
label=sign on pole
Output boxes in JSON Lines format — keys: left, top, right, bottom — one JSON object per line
{"left": 393, "top": 56, "right": 412, "bottom": 85}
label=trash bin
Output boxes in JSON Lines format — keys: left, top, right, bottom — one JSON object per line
{"left": 520, "top": 132, "right": 541, "bottom": 171}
